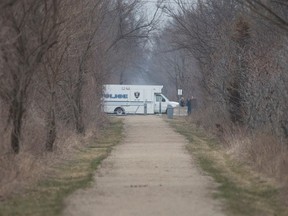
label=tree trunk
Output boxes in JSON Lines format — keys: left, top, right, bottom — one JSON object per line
{"left": 74, "top": 72, "right": 85, "bottom": 134}
{"left": 10, "top": 93, "right": 24, "bottom": 154}
{"left": 74, "top": 98, "right": 85, "bottom": 134}
{"left": 45, "top": 91, "right": 56, "bottom": 151}
{"left": 229, "top": 17, "right": 250, "bottom": 124}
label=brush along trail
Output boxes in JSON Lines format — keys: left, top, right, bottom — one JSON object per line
{"left": 63, "top": 116, "right": 224, "bottom": 216}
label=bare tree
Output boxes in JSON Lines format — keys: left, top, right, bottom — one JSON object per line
{"left": 158, "top": 0, "right": 288, "bottom": 137}
{"left": 0, "top": 0, "right": 161, "bottom": 154}
{"left": 0, "top": 0, "right": 59, "bottom": 153}
{"left": 149, "top": 30, "right": 198, "bottom": 100}
{"left": 239, "top": 0, "right": 288, "bottom": 32}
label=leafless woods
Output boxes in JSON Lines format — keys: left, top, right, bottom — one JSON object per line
{"left": 1, "top": 0, "right": 288, "bottom": 187}
{"left": 0, "top": 0, "right": 156, "bottom": 154}
{"left": 154, "top": 0, "right": 288, "bottom": 136}
{"left": 151, "top": 0, "right": 288, "bottom": 182}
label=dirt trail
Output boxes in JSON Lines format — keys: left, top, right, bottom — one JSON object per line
{"left": 63, "top": 116, "right": 225, "bottom": 216}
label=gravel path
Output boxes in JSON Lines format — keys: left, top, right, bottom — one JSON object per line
{"left": 63, "top": 116, "right": 225, "bottom": 216}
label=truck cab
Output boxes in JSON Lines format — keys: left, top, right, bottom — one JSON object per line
{"left": 154, "top": 94, "right": 178, "bottom": 113}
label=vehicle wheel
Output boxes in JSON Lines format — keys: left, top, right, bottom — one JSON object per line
{"left": 115, "top": 107, "right": 124, "bottom": 115}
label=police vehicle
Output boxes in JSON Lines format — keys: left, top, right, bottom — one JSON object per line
{"left": 103, "top": 85, "right": 179, "bottom": 115}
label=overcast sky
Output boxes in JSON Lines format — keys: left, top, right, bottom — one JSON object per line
{"left": 142, "top": 0, "right": 195, "bottom": 28}
{"left": 142, "top": 1, "right": 176, "bottom": 30}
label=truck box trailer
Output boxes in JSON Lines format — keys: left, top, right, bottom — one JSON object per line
{"left": 103, "top": 85, "right": 178, "bottom": 115}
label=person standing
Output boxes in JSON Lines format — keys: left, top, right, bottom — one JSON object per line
{"left": 187, "top": 96, "right": 197, "bottom": 115}
{"left": 191, "top": 96, "right": 197, "bottom": 111}
{"left": 186, "top": 97, "right": 192, "bottom": 115}
{"left": 180, "top": 96, "right": 185, "bottom": 107}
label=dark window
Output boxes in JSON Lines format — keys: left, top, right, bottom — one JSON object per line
{"left": 156, "top": 95, "right": 162, "bottom": 102}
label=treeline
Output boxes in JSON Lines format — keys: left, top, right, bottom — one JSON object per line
{"left": 151, "top": 0, "right": 288, "bottom": 181}
{"left": 153, "top": 0, "right": 288, "bottom": 136}
{"left": 0, "top": 0, "right": 155, "bottom": 154}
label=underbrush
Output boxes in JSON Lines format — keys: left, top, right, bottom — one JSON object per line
{"left": 169, "top": 115, "right": 288, "bottom": 215}
{"left": 226, "top": 132, "right": 288, "bottom": 185}
{"left": 0, "top": 117, "right": 123, "bottom": 216}
{"left": 0, "top": 127, "right": 79, "bottom": 199}
{"left": 0, "top": 110, "right": 108, "bottom": 199}
{"left": 190, "top": 109, "right": 288, "bottom": 186}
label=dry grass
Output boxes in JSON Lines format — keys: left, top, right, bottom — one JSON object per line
{"left": 0, "top": 111, "right": 109, "bottom": 201}
{"left": 229, "top": 133, "right": 288, "bottom": 184}
{"left": 170, "top": 117, "right": 288, "bottom": 216}
{"left": 250, "top": 134, "right": 288, "bottom": 183}
{"left": 224, "top": 131, "right": 288, "bottom": 208}
{"left": 188, "top": 109, "right": 288, "bottom": 187}
{"left": 0, "top": 117, "right": 123, "bottom": 216}
{"left": 0, "top": 131, "right": 82, "bottom": 200}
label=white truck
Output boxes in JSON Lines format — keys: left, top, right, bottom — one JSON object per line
{"left": 103, "top": 84, "right": 179, "bottom": 115}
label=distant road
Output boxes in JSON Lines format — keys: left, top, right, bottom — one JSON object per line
{"left": 63, "top": 116, "right": 224, "bottom": 216}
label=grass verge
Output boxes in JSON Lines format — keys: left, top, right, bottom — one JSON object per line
{"left": 169, "top": 117, "right": 288, "bottom": 216}
{"left": 0, "top": 118, "right": 124, "bottom": 216}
